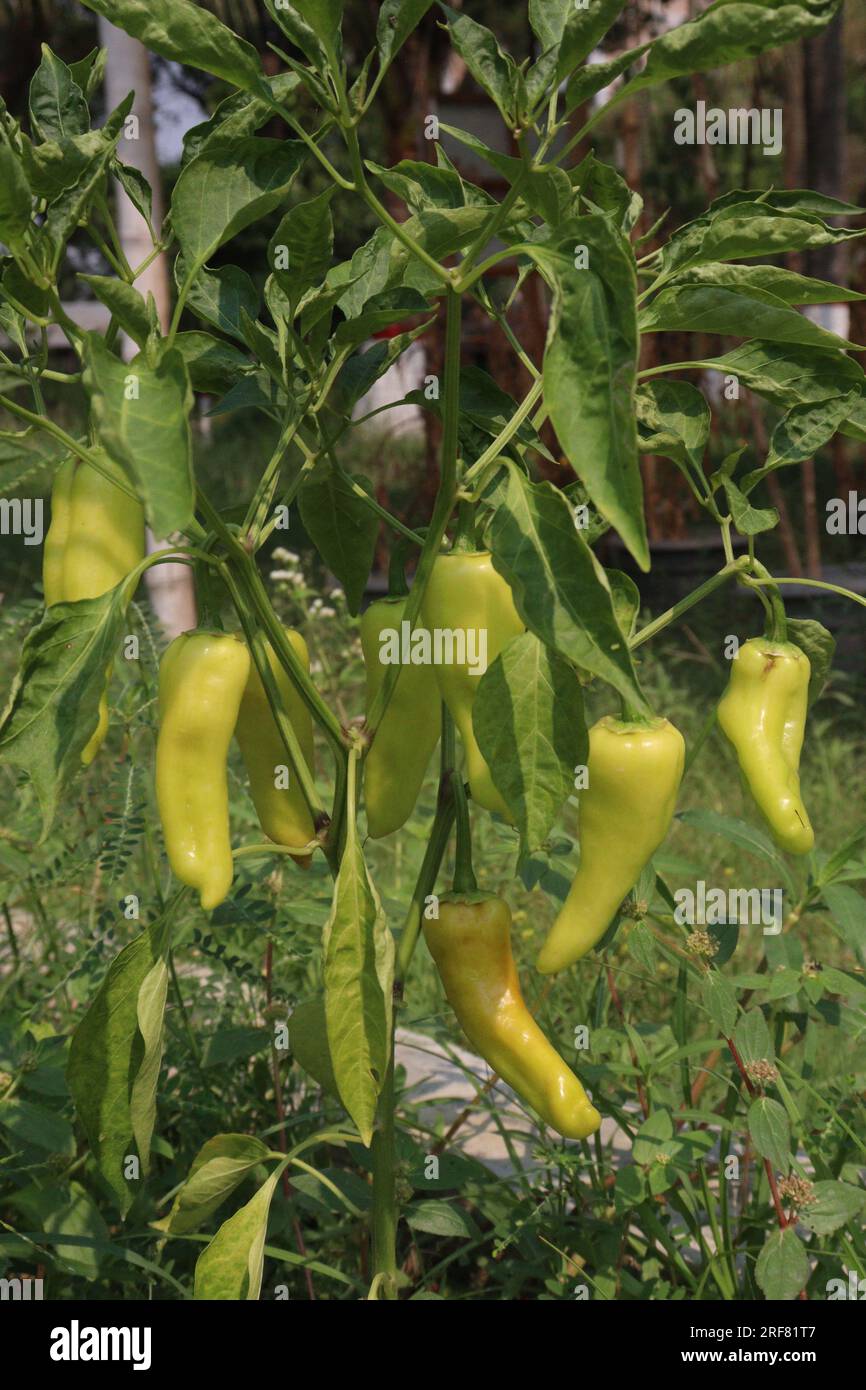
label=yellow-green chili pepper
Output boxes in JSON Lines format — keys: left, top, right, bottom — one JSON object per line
{"left": 361, "top": 596, "right": 441, "bottom": 838}
{"left": 717, "top": 637, "right": 813, "bottom": 854}
{"left": 420, "top": 551, "right": 524, "bottom": 820}
{"left": 536, "top": 716, "right": 685, "bottom": 974}
{"left": 424, "top": 892, "right": 601, "bottom": 1140}
{"left": 156, "top": 631, "right": 250, "bottom": 910}
{"left": 235, "top": 628, "right": 317, "bottom": 860}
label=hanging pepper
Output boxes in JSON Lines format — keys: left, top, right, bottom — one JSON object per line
{"left": 536, "top": 716, "right": 685, "bottom": 974}
{"left": 234, "top": 628, "right": 317, "bottom": 860}
{"left": 361, "top": 596, "right": 441, "bottom": 838}
{"left": 717, "top": 637, "right": 813, "bottom": 854}
{"left": 156, "top": 631, "right": 250, "bottom": 910}
{"left": 43, "top": 453, "right": 145, "bottom": 763}
{"left": 424, "top": 892, "right": 601, "bottom": 1140}
{"left": 420, "top": 551, "right": 524, "bottom": 820}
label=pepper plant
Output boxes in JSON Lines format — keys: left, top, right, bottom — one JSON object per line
{"left": 1, "top": 0, "right": 865, "bottom": 1302}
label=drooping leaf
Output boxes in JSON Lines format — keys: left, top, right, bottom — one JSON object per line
{"left": 322, "top": 828, "right": 394, "bottom": 1147}
{"left": 0, "top": 592, "right": 131, "bottom": 836}
{"left": 194, "top": 1168, "right": 282, "bottom": 1300}
{"left": 486, "top": 464, "right": 649, "bottom": 714}
{"left": 298, "top": 466, "right": 379, "bottom": 615}
{"left": 155, "top": 1134, "right": 272, "bottom": 1236}
{"left": 83, "top": 334, "right": 194, "bottom": 537}
{"left": 786, "top": 618, "right": 835, "bottom": 707}
{"left": 535, "top": 220, "right": 646, "bottom": 570}
{"left": 474, "top": 631, "right": 588, "bottom": 856}
{"left": 67, "top": 914, "right": 172, "bottom": 1213}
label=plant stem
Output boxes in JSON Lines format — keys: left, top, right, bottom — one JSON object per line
{"left": 630, "top": 558, "right": 749, "bottom": 649}
{"left": 369, "top": 1049, "right": 398, "bottom": 1299}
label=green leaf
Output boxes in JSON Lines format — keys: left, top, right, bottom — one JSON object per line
{"left": 565, "top": 44, "right": 649, "bottom": 113}
{"left": 263, "top": 0, "right": 334, "bottom": 70}
{"left": 42, "top": 95, "right": 132, "bottom": 266}
{"left": 641, "top": 283, "right": 860, "bottom": 351}
{"left": 0, "top": 137, "right": 32, "bottom": 248}
{"left": 67, "top": 915, "right": 171, "bottom": 1213}
{"left": 171, "top": 137, "right": 305, "bottom": 274}
{"left": 377, "top": 1, "right": 435, "bottom": 71}
{"left": 323, "top": 828, "right": 394, "bottom": 1147}
{"left": 69, "top": 46, "right": 107, "bottom": 101}
{"left": 786, "top": 617, "right": 835, "bottom": 707}
{"left": 129, "top": 957, "right": 169, "bottom": 1174}
{"left": 755, "top": 1227, "right": 809, "bottom": 1302}
{"left": 636, "top": 379, "right": 710, "bottom": 470}
{"left": 823, "top": 884, "right": 866, "bottom": 966}
{"left": 440, "top": 6, "right": 517, "bottom": 124}
{"left": 78, "top": 0, "right": 263, "bottom": 91}
{"left": 620, "top": 1, "right": 843, "bottom": 106}
{"left": 722, "top": 477, "right": 779, "bottom": 536}
{"left": 475, "top": 631, "right": 588, "bottom": 856}
{"left": 0, "top": 1097, "right": 75, "bottom": 1156}
{"left": 528, "top": 0, "right": 571, "bottom": 49}
{"left": 677, "top": 807, "right": 785, "bottom": 869}
{"left": 556, "top": 0, "right": 628, "bottom": 81}
{"left": 743, "top": 394, "right": 857, "bottom": 491}
{"left": 366, "top": 158, "right": 473, "bottom": 213}
{"left": 748, "top": 1096, "right": 790, "bottom": 1173}
{"left": 0, "top": 591, "right": 131, "bottom": 836}
{"left": 42, "top": 1183, "right": 110, "bottom": 1279}
{"left": 201, "top": 1027, "right": 269, "bottom": 1069}
{"left": 798, "top": 1180, "right": 866, "bottom": 1236}
{"left": 194, "top": 1167, "right": 281, "bottom": 1300}
{"left": 332, "top": 288, "right": 430, "bottom": 352}
{"left": 155, "top": 1134, "right": 271, "bottom": 1236}
{"left": 668, "top": 260, "right": 866, "bottom": 306}
{"left": 268, "top": 186, "right": 335, "bottom": 317}
{"left": 693, "top": 340, "right": 865, "bottom": 411}
{"left": 78, "top": 274, "right": 149, "bottom": 348}
{"left": 734, "top": 1009, "right": 773, "bottom": 1066}
{"left": 331, "top": 322, "right": 432, "bottom": 415}
{"left": 298, "top": 467, "right": 378, "bottom": 615}
{"left": 573, "top": 152, "right": 642, "bottom": 232}
{"left": 702, "top": 971, "right": 738, "bottom": 1036}
{"left": 173, "top": 332, "right": 251, "bottom": 395}
{"left": 181, "top": 261, "right": 260, "bottom": 342}
{"left": 114, "top": 161, "right": 154, "bottom": 236}
{"left": 29, "top": 45, "right": 89, "bottom": 142}
{"left": 289, "top": 997, "right": 339, "bottom": 1098}
{"left": 486, "top": 465, "right": 650, "bottom": 715}
{"left": 83, "top": 334, "right": 194, "bottom": 537}
{"left": 660, "top": 201, "right": 862, "bottom": 278}
{"left": 536, "top": 220, "right": 646, "bottom": 570}
{"left": 406, "top": 1200, "right": 477, "bottom": 1238}
{"left": 632, "top": 1109, "right": 674, "bottom": 1165}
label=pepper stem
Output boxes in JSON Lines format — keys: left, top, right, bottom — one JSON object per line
{"left": 445, "top": 708, "right": 477, "bottom": 893}
{"left": 387, "top": 537, "right": 410, "bottom": 598}
{"left": 749, "top": 559, "right": 788, "bottom": 642}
